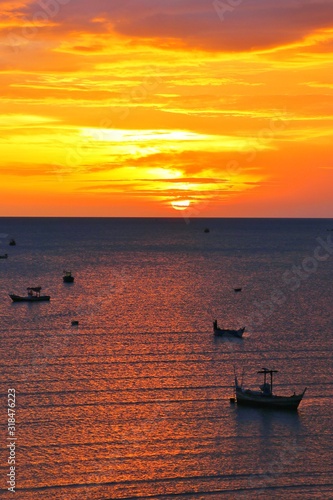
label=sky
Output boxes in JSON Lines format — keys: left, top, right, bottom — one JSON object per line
{"left": 1, "top": 0, "right": 333, "bottom": 217}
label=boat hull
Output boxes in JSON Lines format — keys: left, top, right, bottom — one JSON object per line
{"left": 9, "top": 294, "right": 50, "bottom": 302}
{"left": 63, "top": 277, "right": 74, "bottom": 283}
{"left": 236, "top": 389, "right": 305, "bottom": 410}
{"left": 214, "top": 327, "right": 245, "bottom": 338}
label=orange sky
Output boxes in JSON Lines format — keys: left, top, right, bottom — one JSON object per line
{"left": 1, "top": 0, "right": 333, "bottom": 216}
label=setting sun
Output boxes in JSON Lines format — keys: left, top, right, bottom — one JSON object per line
{"left": 170, "top": 199, "right": 191, "bottom": 211}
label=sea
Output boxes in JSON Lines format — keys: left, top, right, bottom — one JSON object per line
{"left": 0, "top": 217, "right": 332, "bottom": 500}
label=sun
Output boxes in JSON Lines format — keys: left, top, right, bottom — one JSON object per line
{"left": 170, "top": 199, "right": 191, "bottom": 211}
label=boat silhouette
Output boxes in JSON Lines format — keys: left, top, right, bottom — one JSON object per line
{"left": 9, "top": 287, "right": 50, "bottom": 302}
{"left": 235, "top": 368, "right": 307, "bottom": 410}
{"left": 213, "top": 320, "right": 245, "bottom": 338}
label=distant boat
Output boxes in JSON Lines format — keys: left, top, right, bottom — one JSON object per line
{"left": 235, "top": 368, "right": 307, "bottom": 410}
{"left": 71, "top": 320, "right": 79, "bottom": 326}
{"left": 204, "top": 228, "right": 210, "bottom": 233}
{"left": 0, "top": 253, "right": 8, "bottom": 259}
{"left": 9, "top": 239, "right": 16, "bottom": 246}
{"left": 63, "top": 271, "right": 74, "bottom": 283}
{"left": 213, "top": 320, "right": 245, "bottom": 338}
{"left": 9, "top": 287, "right": 50, "bottom": 302}
{"left": 234, "top": 288, "right": 242, "bottom": 292}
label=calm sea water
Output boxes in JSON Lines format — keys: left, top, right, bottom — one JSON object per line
{"left": 0, "top": 217, "right": 332, "bottom": 499}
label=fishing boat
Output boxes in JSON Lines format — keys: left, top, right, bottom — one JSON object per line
{"left": 235, "top": 368, "right": 307, "bottom": 410}
{"left": 9, "top": 287, "right": 50, "bottom": 302}
{"left": 213, "top": 320, "right": 245, "bottom": 338}
{"left": 63, "top": 271, "right": 74, "bottom": 283}
{"left": 9, "top": 239, "right": 16, "bottom": 246}
{"left": 0, "top": 253, "right": 8, "bottom": 259}
{"left": 234, "top": 287, "right": 242, "bottom": 292}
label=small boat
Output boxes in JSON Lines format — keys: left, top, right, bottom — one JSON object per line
{"left": 71, "top": 320, "right": 79, "bottom": 326}
{"left": 204, "top": 228, "right": 210, "bottom": 233}
{"left": 235, "top": 368, "right": 307, "bottom": 410}
{"left": 9, "top": 287, "right": 50, "bottom": 302}
{"left": 9, "top": 239, "right": 16, "bottom": 246}
{"left": 234, "top": 287, "right": 242, "bottom": 292}
{"left": 213, "top": 320, "right": 245, "bottom": 338}
{"left": 63, "top": 271, "right": 74, "bottom": 283}
{"left": 0, "top": 253, "right": 8, "bottom": 259}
